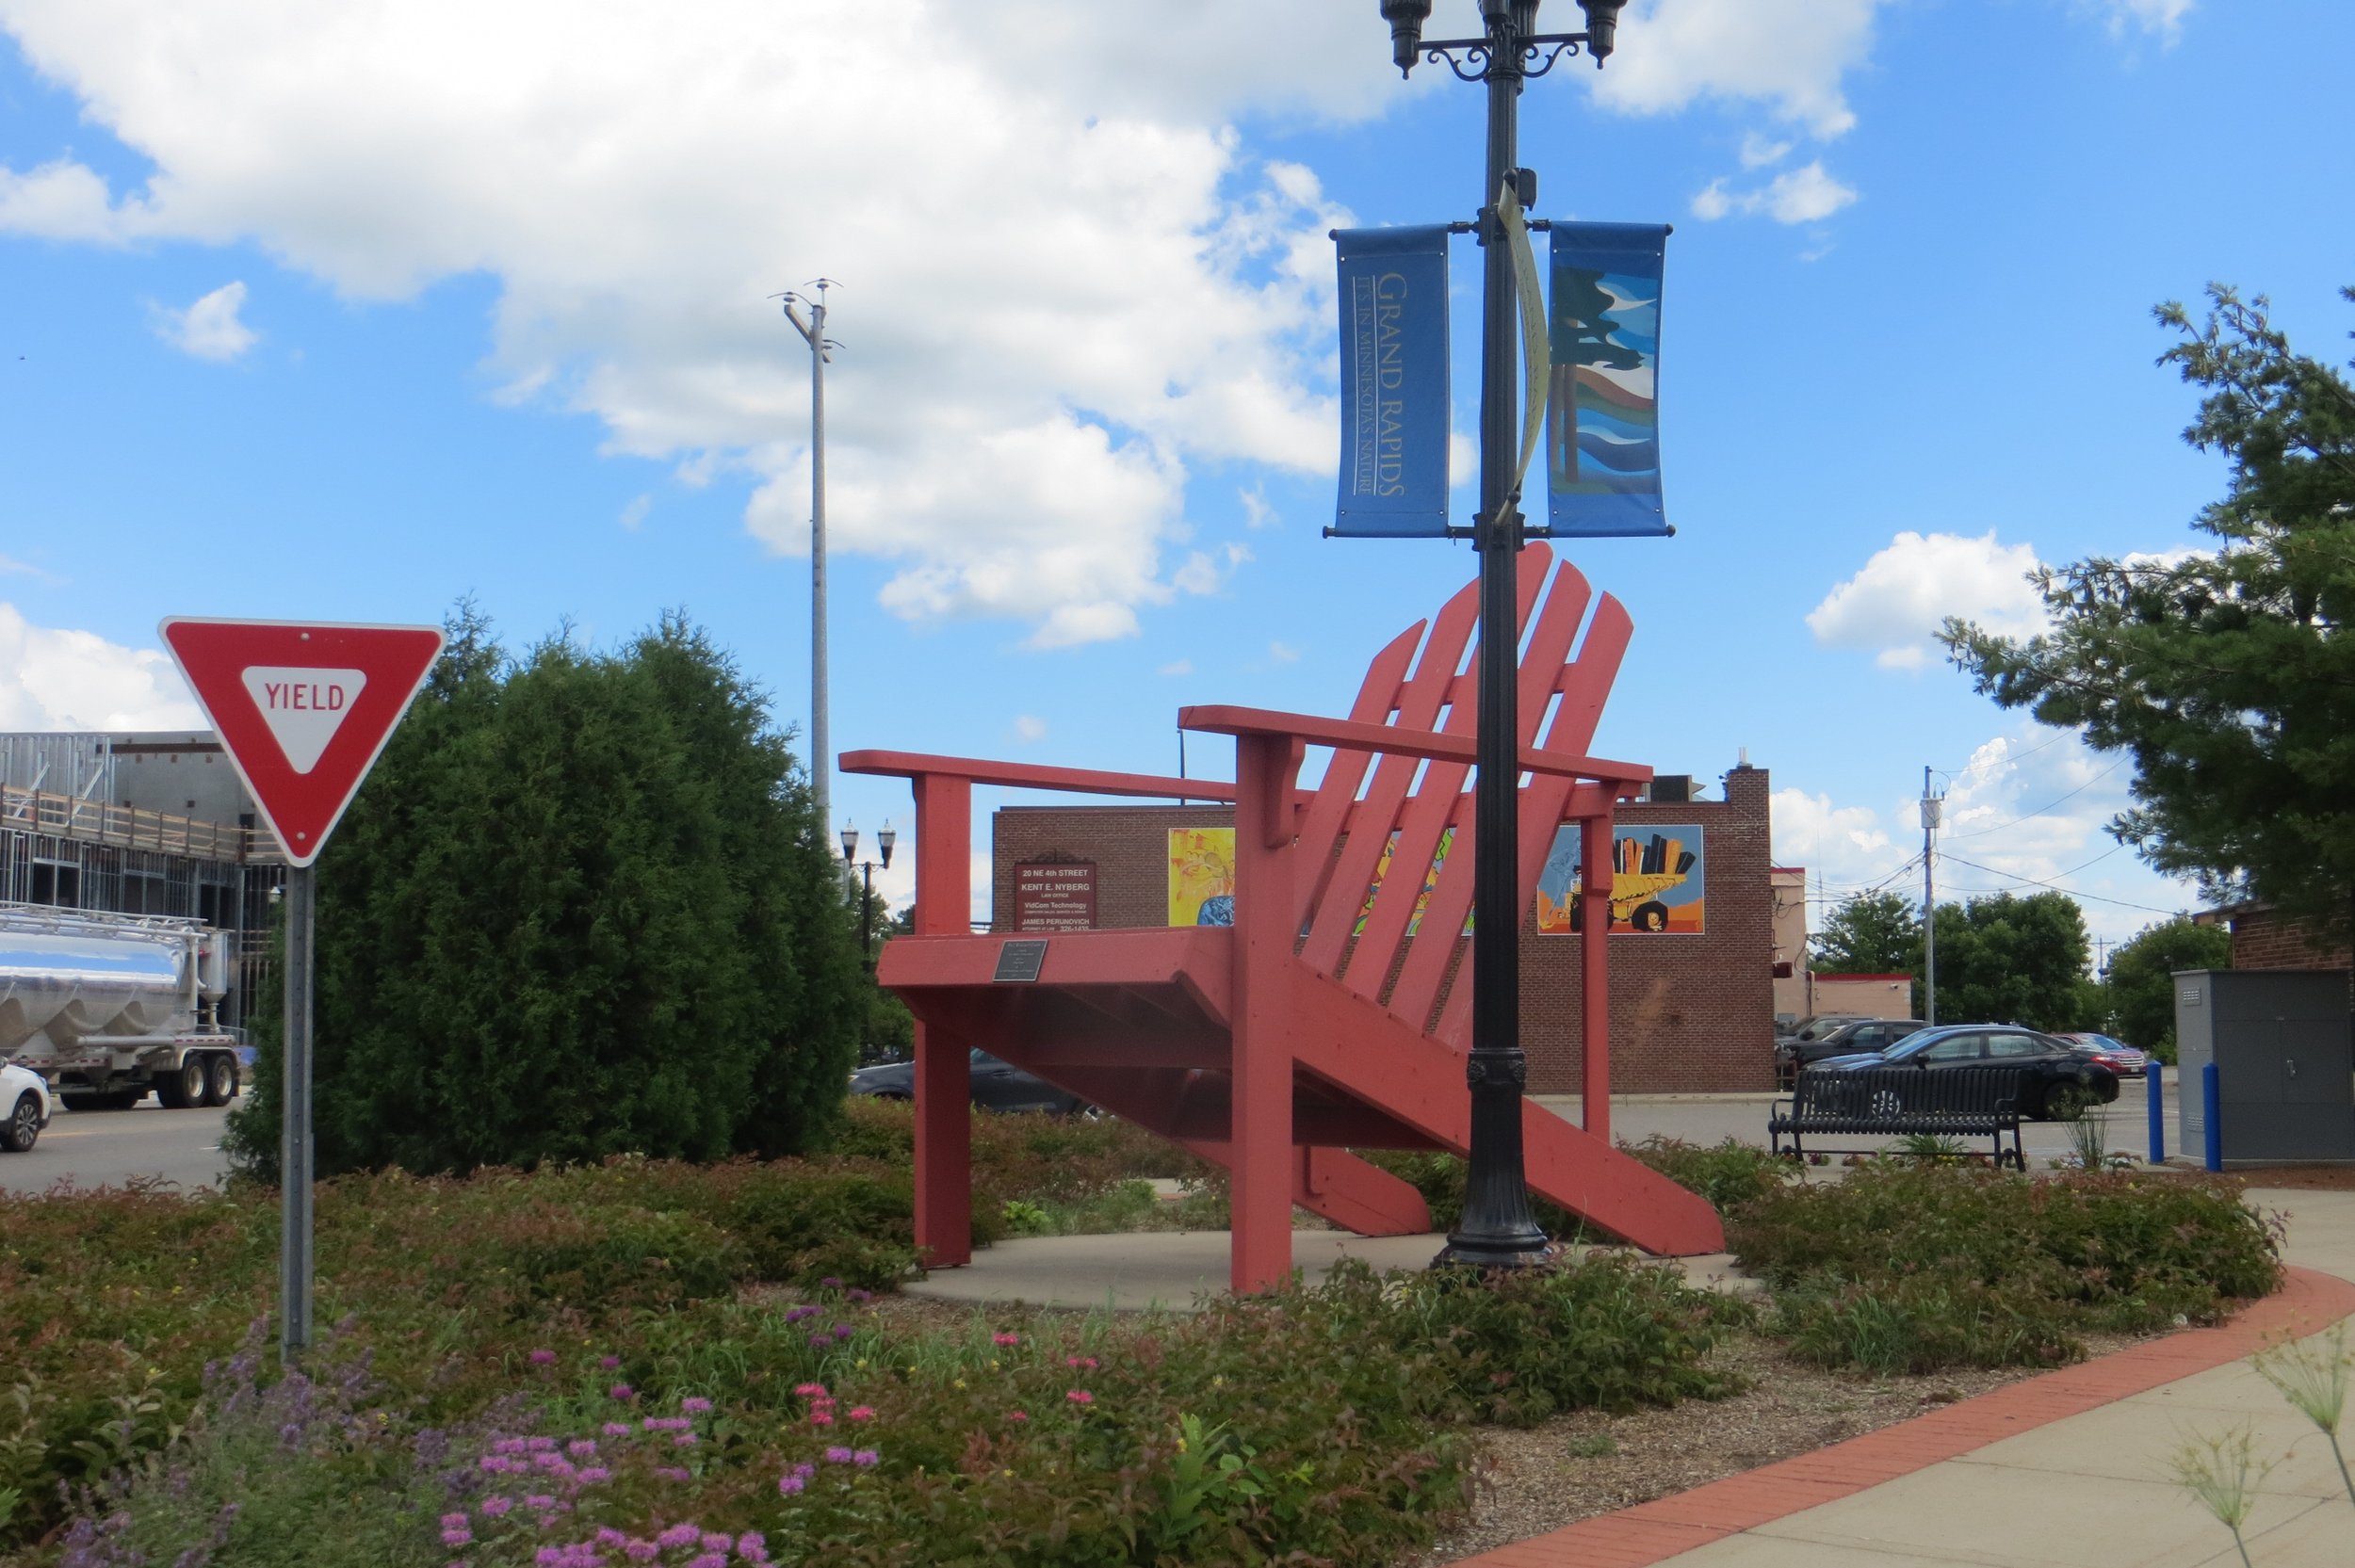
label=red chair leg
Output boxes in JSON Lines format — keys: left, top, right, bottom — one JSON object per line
{"left": 912, "top": 1021, "right": 971, "bottom": 1269}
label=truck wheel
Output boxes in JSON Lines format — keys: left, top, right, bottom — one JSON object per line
{"left": 3, "top": 1093, "right": 40, "bottom": 1152}
{"left": 157, "top": 1058, "right": 203, "bottom": 1109}
{"left": 203, "top": 1054, "right": 239, "bottom": 1107}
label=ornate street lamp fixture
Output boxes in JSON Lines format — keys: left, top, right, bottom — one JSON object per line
{"left": 840, "top": 819, "right": 895, "bottom": 966}
{"left": 1374, "top": 0, "right": 1628, "bottom": 1272}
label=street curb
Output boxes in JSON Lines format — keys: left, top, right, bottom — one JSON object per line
{"left": 1454, "top": 1264, "right": 2355, "bottom": 1568}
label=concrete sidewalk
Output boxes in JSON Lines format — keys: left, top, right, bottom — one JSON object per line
{"left": 1467, "top": 1187, "right": 2355, "bottom": 1568}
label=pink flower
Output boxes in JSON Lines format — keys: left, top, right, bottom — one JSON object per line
{"left": 792, "top": 1382, "right": 828, "bottom": 1398}
{"left": 847, "top": 1406, "right": 874, "bottom": 1423}
{"left": 680, "top": 1397, "right": 713, "bottom": 1414}
{"left": 991, "top": 1332, "right": 1020, "bottom": 1347}
{"left": 1007, "top": 1410, "right": 1028, "bottom": 1423}
{"left": 441, "top": 1528, "right": 473, "bottom": 1547}
{"left": 809, "top": 1410, "right": 834, "bottom": 1427}
{"left": 1066, "top": 1389, "right": 1094, "bottom": 1405}
{"left": 1064, "top": 1356, "right": 1098, "bottom": 1370}
{"left": 654, "top": 1466, "right": 691, "bottom": 1482}
{"left": 528, "top": 1349, "right": 557, "bottom": 1366}
{"left": 525, "top": 1495, "right": 555, "bottom": 1511}
{"left": 480, "top": 1497, "right": 513, "bottom": 1518}
{"left": 441, "top": 1512, "right": 470, "bottom": 1529}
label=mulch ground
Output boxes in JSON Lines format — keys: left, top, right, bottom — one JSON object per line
{"left": 2234, "top": 1165, "right": 2355, "bottom": 1190}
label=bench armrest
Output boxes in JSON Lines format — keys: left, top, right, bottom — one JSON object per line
{"left": 1178, "top": 703, "right": 1651, "bottom": 788}
{"left": 839, "top": 749, "right": 1236, "bottom": 802}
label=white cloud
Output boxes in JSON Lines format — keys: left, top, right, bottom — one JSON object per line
{"left": 150, "top": 281, "right": 257, "bottom": 362}
{"left": 1158, "top": 659, "right": 1194, "bottom": 677}
{"left": 1268, "top": 639, "right": 1299, "bottom": 664}
{"left": 1808, "top": 530, "right": 2047, "bottom": 671}
{"left": 1689, "top": 160, "right": 1858, "bottom": 225}
{"left": 1771, "top": 787, "right": 1895, "bottom": 881}
{"left": 1594, "top": 0, "right": 1881, "bottom": 140}
{"left": 1238, "top": 484, "right": 1275, "bottom": 530}
{"left": 2082, "top": 0, "right": 2195, "bottom": 42}
{"left": 618, "top": 493, "right": 651, "bottom": 530}
{"left": 0, "top": 604, "right": 203, "bottom": 729}
{"left": 1012, "top": 715, "right": 1048, "bottom": 743}
{"left": 1740, "top": 131, "right": 1795, "bottom": 169}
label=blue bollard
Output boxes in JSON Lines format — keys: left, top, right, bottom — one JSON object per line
{"left": 2147, "top": 1059, "right": 2165, "bottom": 1165}
{"left": 2202, "top": 1059, "right": 2223, "bottom": 1172}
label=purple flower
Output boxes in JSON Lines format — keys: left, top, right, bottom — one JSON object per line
{"left": 776, "top": 1473, "right": 805, "bottom": 1495}
{"left": 525, "top": 1495, "right": 556, "bottom": 1511}
{"left": 577, "top": 1465, "right": 610, "bottom": 1484}
{"left": 441, "top": 1527, "right": 473, "bottom": 1546}
{"left": 736, "top": 1532, "right": 769, "bottom": 1564}
{"left": 481, "top": 1497, "right": 513, "bottom": 1517}
{"left": 657, "top": 1523, "right": 702, "bottom": 1549}
{"left": 833, "top": 1324, "right": 855, "bottom": 1341}
{"left": 441, "top": 1512, "right": 470, "bottom": 1529}
{"left": 624, "top": 1543, "right": 658, "bottom": 1563}
{"left": 495, "top": 1438, "right": 529, "bottom": 1455}
{"left": 847, "top": 1287, "right": 873, "bottom": 1303}
{"left": 853, "top": 1448, "right": 879, "bottom": 1467}
{"left": 688, "top": 1555, "right": 726, "bottom": 1568}
{"left": 807, "top": 1334, "right": 831, "bottom": 1349}
{"left": 525, "top": 1437, "right": 557, "bottom": 1452}
{"left": 602, "top": 1422, "right": 631, "bottom": 1437}
{"left": 528, "top": 1349, "right": 557, "bottom": 1366}
{"left": 824, "top": 1446, "right": 854, "bottom": 1464}
{"left": 595, "top": 1528, "right": 627, "bottom": 1547}
{"left": 655, "top": 1466, "right": 691, "bottom": 1482}
{"left": 680, "top": 1397, "right": 713, "bottom": 1414}
{"left": 567, "top": 1439, "right": 597, "bottom": 1458}
{"left": 609, "top": 1384, "right": 635, "bottom": 1401}
{"left": 700, "top": 1534, "right": 730, "bottom": 1552}
{"left": 672, "top": 1432, "right": 697, "bottom": 1447}
{"left": 599, "top": 1355, "right": 621, "bottom": 1369}
{"left": 820, "top": 1276, "right": 844, "bottom": 1289}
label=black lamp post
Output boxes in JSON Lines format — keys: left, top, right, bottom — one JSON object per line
{"left": 839, "top": 819, "right": 896, "bottom": 965}
{"left": 1378, "top": 0, "right": 1628, "bottom": 1272}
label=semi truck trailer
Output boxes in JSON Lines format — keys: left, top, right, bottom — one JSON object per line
{"left": 0, "top": 904, "right": 244, "bottom": 1112}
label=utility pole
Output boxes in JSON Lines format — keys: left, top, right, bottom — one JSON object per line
{"left": 780, "top": 281, "right": 838, "bottom": 832}
{"left": 1921, "top": 765, "right": 1941, "bottom": 1026}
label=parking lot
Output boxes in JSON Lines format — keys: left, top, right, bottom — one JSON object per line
{"left": 1, "top": 1071, "right": 2174, "bottom": 1200}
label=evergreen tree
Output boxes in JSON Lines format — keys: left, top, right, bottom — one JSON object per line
{"left": 1946, "top": 284, "right": 2355, "bottom": 940}
{"left": 2099, "top": 915, "right": 2232, "bottom": 1055}
{"left": 1811, "top": 891, "right": 1922, "bottom": 976}
{"left": 226, "top": 607, "right": 865, "bottom": 1176}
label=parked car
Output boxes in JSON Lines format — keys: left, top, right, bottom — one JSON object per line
{"left": 1775, "top": 1018, "right": 1927, "bottom": 1088}
{"left": 1775, "top": 1013, "right": 1874, "bottom": 1044}
{"left": 1811, "top": 1023, "right": 2120, "bottom": 1121}
{"left": 849, "top": 1049, "right": 1095, "bottom": 1116}
{"left": 2055, "top": 1032, "right": 2150, "bottom": 1078}
{"left": 1, "top": 1061, "right": 54, "bottom": 1153}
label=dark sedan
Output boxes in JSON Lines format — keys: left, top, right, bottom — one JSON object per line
{"left": 1775, "top": 1017, "right": 1927, "bottom": 1088}
{"left": 1812, "top": 1024, "right": 2120, "bottom": 1120}
{"left": 849, "top": 1048, "right": 1094, "bottom": 1116}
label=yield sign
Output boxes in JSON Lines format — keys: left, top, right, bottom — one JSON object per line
{"left": 159, "top": 619, "right": 444, "bottom": 867}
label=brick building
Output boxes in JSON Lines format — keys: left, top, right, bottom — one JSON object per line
{"left": 2207, "top": 903, "right": 2353, "bottom": 974}
{"left": 989, "top": 762, "right": 1778, "bottom": 1094}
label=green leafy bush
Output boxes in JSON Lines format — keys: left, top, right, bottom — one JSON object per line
{"left": 1619, "top": 1137, "right": 1799, "bottom": 1215}
{"left": 1732, "top": 1164, "right": 2281, "bottom": 1372}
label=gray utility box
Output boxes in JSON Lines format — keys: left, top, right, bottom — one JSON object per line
{"left": 2174, "top": 969, "right": 2355, "bottom": 1165}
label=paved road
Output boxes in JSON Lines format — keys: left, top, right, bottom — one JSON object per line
{"left": 0, "top": 1098, "right": 236, "bottom": 1195}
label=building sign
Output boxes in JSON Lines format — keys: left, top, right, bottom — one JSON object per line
{"left": 1013, "top": 862, "right": 1097, "bottom": 931}
{"left": 1535, "top": 823, "right": 1705, "bottom": 934}
{"left": 1167, "top": 828, "right": 1235, "bottom": 926}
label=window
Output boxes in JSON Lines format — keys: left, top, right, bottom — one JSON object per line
{"left": 1987, "top": 1033, "right": 2043, "bottom": 1059}
{"left": 1918, "top": 1033, "right": 1984, "bottom": 1064}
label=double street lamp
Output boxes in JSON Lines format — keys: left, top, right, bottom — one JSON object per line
{"left": 1374, "top": 0, "right": 1628, "bottom": 1272}
{"left": 839, "top": 819, "right": 896, "bottom": 966}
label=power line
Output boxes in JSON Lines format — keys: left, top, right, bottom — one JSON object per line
{"left": 1936, "top": 849, "right": 2190, "bottom": 915}
{"left": 1942, "top": 757, "right": 2127, "bottom": 841}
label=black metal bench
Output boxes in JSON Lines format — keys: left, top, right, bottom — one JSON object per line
{"left": 1769, "top": 1066, "right": 2028, "bottom": 1170}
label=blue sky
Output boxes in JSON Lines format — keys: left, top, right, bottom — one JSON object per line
{"left": 3, "top": 0, "right": 2349, "bottom": 946}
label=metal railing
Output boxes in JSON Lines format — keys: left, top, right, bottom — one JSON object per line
{"left": 0, "top": 784, "right": 280, "bottom": 864}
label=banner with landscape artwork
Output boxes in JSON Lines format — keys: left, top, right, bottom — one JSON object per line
{"left": 1535, "top": 823, "right": 1704, "bottom": 934}
{"left": 1167, "top": 827, "right": 1236, "bottom": 926}
{"left": 1546, "top": 222, "right": 1670, "bottom": 538}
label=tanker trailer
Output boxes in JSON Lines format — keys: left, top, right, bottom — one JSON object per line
{"left": 0, "top": 905, "right": 242, "bottom": 1111}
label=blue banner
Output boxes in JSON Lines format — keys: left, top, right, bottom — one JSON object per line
{"left": 1333, "top": 225, "right": 1452, "bottom": 537}
{"left": 1547, "top": 222, "right": 1670, "bottom": 538}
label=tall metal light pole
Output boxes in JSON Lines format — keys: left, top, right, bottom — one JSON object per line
{"left": 1921, "top": 765, "right": 1941, "bottom": 1026}
{"left": 1382, "top": 0, "right": 1628, "bottom": 1271}
{"left": 781, "top": 282, "right": 839, "bottom": 831}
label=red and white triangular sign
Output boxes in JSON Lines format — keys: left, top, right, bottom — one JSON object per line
{"left": 159, "top": 619, "right": 444, "bottom": 867}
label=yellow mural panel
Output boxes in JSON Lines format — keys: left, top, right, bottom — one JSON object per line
{"left": 1167, "top": 827, "right": 1236, "bottom": 926}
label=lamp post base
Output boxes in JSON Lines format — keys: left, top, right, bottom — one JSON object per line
{"left": 1432, "top": 1231, "right": 1552, "bottom": 1271}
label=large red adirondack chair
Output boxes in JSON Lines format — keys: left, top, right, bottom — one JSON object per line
{"left": 842, "top": 545, "right": 1725, "bottom": 1293}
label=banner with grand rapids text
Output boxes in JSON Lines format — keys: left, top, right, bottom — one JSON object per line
{"left": 1332, "top": 225, "right": 1452, "bottom": 537}
{"left": 1547, "top": 222, "right": 1671, "bottom": 538}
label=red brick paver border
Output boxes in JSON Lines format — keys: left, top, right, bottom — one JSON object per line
{"left": 1458, "top": 1265, "right": 2355, "bottom": 1568}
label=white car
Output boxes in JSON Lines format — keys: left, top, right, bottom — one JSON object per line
{"left": 2, "top": 1063, "right": 54, "bottom": 1153}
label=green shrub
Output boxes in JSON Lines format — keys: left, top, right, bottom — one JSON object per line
{"left": 1619, "top": 1137, "right": 1799, "bottom": 1215}
{"left": 1731, "top": 1164, "right": 2281, "bottom": 1372}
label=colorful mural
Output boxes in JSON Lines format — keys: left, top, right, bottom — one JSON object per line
{"left": 1534, "top": 823, "right": 1704, "bottom": 934}
{"left": 1355, "top": 828, "right": 1457, "bottom": 937}
{"left": 1167, "top": 827, "right": 1237, "bottom": 926}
